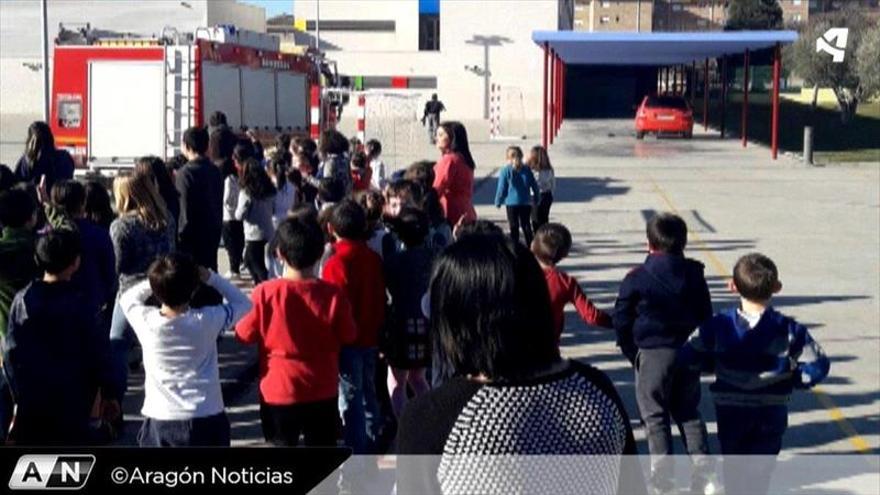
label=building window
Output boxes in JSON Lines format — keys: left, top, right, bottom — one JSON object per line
{"left": 793, "top": 0, "right": 802, "bottom": 5}
{"left": 601, "top": 1, "right": 611, "bottom": 7}
{"left": 600, "top": 15, "right": 611, "bottom": 23}
{"left": 672, "top": 4, "right": 683, "bottom": 11}
{"left": 419, "top": 0, "right": 440, "bottom": 51}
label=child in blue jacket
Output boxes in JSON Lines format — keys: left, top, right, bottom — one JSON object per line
{"left": 494, "top": 146, "right": 540, "bottom": 245}
{"left": 681, "top": 253, "right": 829, "bottom": 494}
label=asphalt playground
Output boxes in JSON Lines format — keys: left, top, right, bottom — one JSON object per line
{"left": 8, "top": 114, "right": 865, "bottom": 457}
{"left": 210, "top": 118, "right": 879, "bottom": 458}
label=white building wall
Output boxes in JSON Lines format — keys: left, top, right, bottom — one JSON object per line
{"left": 293, "top": 0, "right": 419, "bottom": 51}
{"left": 293, "top": 0, "right": 559, "bottom": 125}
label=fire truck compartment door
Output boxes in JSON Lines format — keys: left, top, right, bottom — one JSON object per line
{"left": 276, "top": 72, "right": 308, "bottom": 131}
{"left": 202, "top": 62, "right": 243, "bottom": 129}
{"left": 241, "top": 68, "right": 277, "bottom": 129}
{"left": 89, "top": 61, "right": 165, "bottom": 161}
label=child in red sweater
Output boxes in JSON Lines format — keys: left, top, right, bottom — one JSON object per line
{"left": 322, "top": 199, "right": 386, "bottom": 454}
{"left": 236, "top": 216, "right": 356, "bottom": 446}
{"left": 531, "top": 223, "right": 612, "bottom": 344}
{"left": 350, "top": 151, "right": 372, "bottom": 193}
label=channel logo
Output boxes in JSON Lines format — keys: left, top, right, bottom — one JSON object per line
{"left": 816, "top": 27, "right": 849, "bottom": 63}
{"left": 8, "top": 455, "right": 95, "bottom": 490}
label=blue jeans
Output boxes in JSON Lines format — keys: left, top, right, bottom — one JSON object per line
{"left": 109, "top": 299, "right": 134, "bottom": 402}
{"left": 338, "top": 346, "right": 381, "bottom": 454}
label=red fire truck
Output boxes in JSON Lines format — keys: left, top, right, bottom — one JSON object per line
{"left": 49, "top": 24, "right": 334, "bottom": 171}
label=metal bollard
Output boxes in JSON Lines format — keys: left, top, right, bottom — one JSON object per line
{"left": 803, "top": 126, "right": 814, "bottom": 165}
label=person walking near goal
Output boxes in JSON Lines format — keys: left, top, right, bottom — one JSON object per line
{"left": 422, "top": 94, "right": 446, "bottom": 144}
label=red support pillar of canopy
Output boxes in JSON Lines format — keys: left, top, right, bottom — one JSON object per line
{"left": 547, "top": 50, "right": 556, "bottom": 145}
{"left": 771, "top": 43, "right": 781, "bottom": 160}
{"left": 703, "top": 58, "right": 710, "bottom": 131}
{"left": 561, "top": 62, "right": 566, "bottom": 133}
{"left": 542, "top": 43, "right": 549, "bottom": 148}
{"left": 553, "top": 53, "right": 559, "bottom": 137}
{"left": 556, "top": 54, "right": 563, "bottom": 136}
{"left": 742, "top": 49, "right": 750, "bottom": 148}
{"left": 558, "top": 55, "right": 563, "bottom": 135}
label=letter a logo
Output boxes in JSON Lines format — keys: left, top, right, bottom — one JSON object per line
{"left": 816, "top": 27, "right": 849, "bottom": 63}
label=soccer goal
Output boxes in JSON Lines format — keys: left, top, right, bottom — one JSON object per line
{"left": 324, "top": 88, "right": 432, "bottom": 172}
{"left": 489, "top": 84, "right": 527, "bottom": 141}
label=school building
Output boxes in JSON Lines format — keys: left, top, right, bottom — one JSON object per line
{"left": 286, "top": 0, "right": 575, "bottom": 133}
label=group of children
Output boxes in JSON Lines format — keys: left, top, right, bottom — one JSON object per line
{"left": 0, "top": 119, "right": 831, "bottom": 494}
{"left": 494, "top": 144, "right": 556, "bottom": 246}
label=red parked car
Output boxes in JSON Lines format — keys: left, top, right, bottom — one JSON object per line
{"left": 635, "top": 95, "right": 694, "bottom": 139}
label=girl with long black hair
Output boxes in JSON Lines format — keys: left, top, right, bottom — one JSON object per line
{"left": 234, "top": 158, "right": 276, "bottom": 285}
{"left": 14, "top": 121, "right": 75, "bottom": 193}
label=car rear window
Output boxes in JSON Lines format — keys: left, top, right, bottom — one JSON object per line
{"left": 645, "top": 96, "right": 689, "bottom": 110}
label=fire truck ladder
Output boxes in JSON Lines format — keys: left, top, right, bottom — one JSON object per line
{"left": 165, "top": 39, "right": 197, "bottom": 159}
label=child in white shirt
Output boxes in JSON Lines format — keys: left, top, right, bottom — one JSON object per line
{"left": 120, "top": 253, "right": 251, "bottom": 446}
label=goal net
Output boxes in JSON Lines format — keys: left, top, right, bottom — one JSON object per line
{"left": 325, "top": 88, "right": 432, "bottom": 173}
{"left": 489, "top": 84, "right": 527, "bottom": 140}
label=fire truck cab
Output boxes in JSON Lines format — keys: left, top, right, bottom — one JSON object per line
{"left": 49, "top": 24, "right": 333, "bottom": 172}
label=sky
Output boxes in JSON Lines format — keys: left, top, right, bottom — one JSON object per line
{"left": 240, "top": 0, "right": 291, "bottom": 17}
{"left": 239, "top": 0, "right": 441, "bottom": 17}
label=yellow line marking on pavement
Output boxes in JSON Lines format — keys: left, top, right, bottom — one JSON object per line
{"left": 813, "top": 387, "right": 872, "bottom": 454}
{"left": 650, "top": 181, "right": 730, "bottom": 279}
{"left": 649, "top": 177, "right": 873, "bottom": 455}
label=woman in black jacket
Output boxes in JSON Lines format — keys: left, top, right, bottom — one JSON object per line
{"left": 14, "top": 122, "right": 75, "bottom": 193}
{"left": 396, "top": 231, "right": 641, "bottom": 495}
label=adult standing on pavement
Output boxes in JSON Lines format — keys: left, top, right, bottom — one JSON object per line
{"left": 432, "top": 121, "right": 476, "bottom": 228}
{"left": 397, "top": 232, "right": 638, "bottom": 494}
{"left": 13, "top": 122, "right": 74, "bottom": 194}
{"left": 175, "top": 126, "right": 224, "bottom": 272}
{"left": 422, "top": 94, "right": 446, "bottom": 145}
